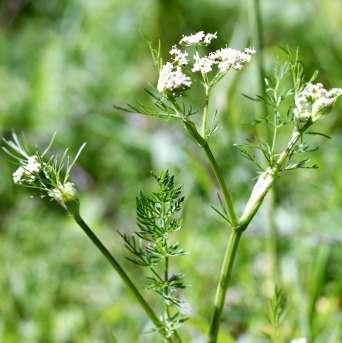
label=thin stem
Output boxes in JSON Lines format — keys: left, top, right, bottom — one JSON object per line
{"left": 202, "top": 85, "right": 210, "bottom": 138}
{"left": 208, "top": 230, "right": 242, "bottom": 343}
{"left": 183, "top": 120, "right": 238, "bottom": 227}
{"left": 69, "top": 210, "right": 180, "bottom": 342}
{"left": 202, "top": 142, "right": 239, "bottom": 227}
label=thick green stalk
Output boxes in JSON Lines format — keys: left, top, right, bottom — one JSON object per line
{"left": 208, "top": 230, "right": 242, "bottom": 343}
{"left": 239, "top": 128, "right": 303, "bottom": 228}
{"left": 67, "top": 208, "right": 180, "bottom": 342}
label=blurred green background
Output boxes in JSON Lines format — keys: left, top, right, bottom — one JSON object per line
{"left": 0, "top": 0, "right": 341, "bottom": 342}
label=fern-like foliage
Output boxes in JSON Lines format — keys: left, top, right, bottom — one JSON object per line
{"left": 120, "top": 171, "right": 188, "bottom": 336}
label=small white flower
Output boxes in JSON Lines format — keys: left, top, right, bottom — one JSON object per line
{"left": 295, "top": 83, "right": 342, "bottom": 122}
{"left": 169, "top": 46, "right": 188, "bottom": 65}
{"left": 157, "top": 62, "right": 192, "bottom": 96}
{"left": 25, "top": 155, "right": 41, "bottom": 174}
{"left": 13, "top": 166, "right": 25, "bottom": 184}
{"left": 179, "top": 31, "right": 217, "bottom": 46}
{"left": 192, "top": 52, "right": 216, "bottom": 74}
{"left": 179, "top": 31, "right": 205, "bottom": 45}
{"left": 203, "top": 32, "right": 217, "bottom": 45}
{"left": 290, "top": 338, "right": 307, "bottom": 343}
{"left": 12, "top": 155, "right": 42, "bottom": 185}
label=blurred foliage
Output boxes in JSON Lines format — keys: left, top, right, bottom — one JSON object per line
{"left": 0, "top": 0, "right": 341, "bottom": 342}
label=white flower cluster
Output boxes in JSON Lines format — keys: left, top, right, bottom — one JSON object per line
{"left": 192, "top": 52, "right": 216, "bottom": 74}
{"left": 13, "top": 155, "right": 42, "bottom": 184}
{"left": 295, "top": 83, "right": 342, "bottom": 122}
{"left": 157, "top": 62, "right": 192, "bottom": 96}
{"left": 169, "top": 46, "right": 188, "bottom": 66}
{"left": 48, "top": 182, "right": 77, "bottom": 204}
{"left": 157, "top": 31, "right": 255, "bottom": 96}
{"left": 179, "top": 31, "right": 217, "bottom": 46}
{"left": 191, "top": 47, "right": 255, "bottom": 75}
{"left": 209, "top": 47, "right": 256, "bottom": 73}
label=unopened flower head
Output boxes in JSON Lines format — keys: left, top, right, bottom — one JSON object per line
{"left": 169, "top": 46, "right": 188, "bottom": 66}
{"left": 4, "top": 134, "right": 85, "bottom": 213}
{"left": 157, "top": 62, "right": 192, "bottom": 96}
{"left": 48, "top": 182, "right": 77, "bottom": 205}
{"left": 295, "top": 83, "right": 342, "bottom": 122}
{"left": 12, "top": 155, "right": 42, "bottom": 184}
{"left": 179, "top": 31, "right": 217, "bottom": 46}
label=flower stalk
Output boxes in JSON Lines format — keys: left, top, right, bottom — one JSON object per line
{"left": 66, "top": 205, "right": 162, "bottom": 329}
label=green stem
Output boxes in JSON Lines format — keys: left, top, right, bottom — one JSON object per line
{"left": 208, "top": 230, "right": 242, "bottom": 343}
{"left": 183, "top": 120, "right": 242, "bottom": 343}
{"left": 202, "top": 85, "right": 210, "bottom": 138}
{"left": 68, "top": 210, "right": 180, "bottom": 342}
{"left": 183, "top": 120, "right": 238, "bottom": 227}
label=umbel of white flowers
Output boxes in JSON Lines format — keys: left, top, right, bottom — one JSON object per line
{"left": 295, "top": 83, "right": 342, "bottom": 123}
{"left": 157, "top": 31, "right": 255, "bottom": 96}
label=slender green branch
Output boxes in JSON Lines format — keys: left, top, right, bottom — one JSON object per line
{"left": 183, "top": 120, "right": 238, "bottom": 227}
{"left": 70, "top": 212, "right": 161, "bottom": 323}
{"left": 202, "top": 85, "right": 210, "bottom": 138}
{"left": 67, "top": 207, "right": 181, "bottom": 342}
{"left": 208, "top": 230, "right": 242, "bottom": 343}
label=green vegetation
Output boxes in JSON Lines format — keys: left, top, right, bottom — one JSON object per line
{"left": 0, "top": 1, "right": 341, "bottom": 342}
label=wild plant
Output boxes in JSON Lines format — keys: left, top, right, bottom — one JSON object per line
{"left": 3, "top": 30, "right": 341, "bottom": 342}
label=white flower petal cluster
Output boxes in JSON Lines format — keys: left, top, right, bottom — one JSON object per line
{"left": 157, "top": 62, "right": 192, "bottom": 96}
{"left": 12, "top": 155, "right": 42, "bottom": 184}
{"left": 179, "top": 31, "right": 217, "bottom": 46}
{"left": 48, "top": 182, "right": 77, "bottom": 204}
{"left": 169, "top": 46, "right": 188, "bottom": 66}
{"left": 290, "top": 338, "right": 307, "bottom": 343}
{"left": 209, "top": 47, "right": 256, "bottom": 73}
{"left": 192, "top": 52, "right": 216, "bottom": 74}
{"left": 295, "top": 83, "right": 342, "bottom": 122}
